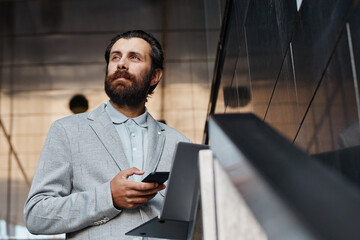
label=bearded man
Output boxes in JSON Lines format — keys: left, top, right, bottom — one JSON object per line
{"left": 24, "top": 30, "right": 190, "bottom": 239}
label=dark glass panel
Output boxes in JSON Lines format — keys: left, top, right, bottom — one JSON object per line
{"left": 291, "top": 0, "right": 357, "bottom": 123}
{"left": 295, "top": 30, "right": 359, "bottom": 154}
{"left": 313, "top": 146, "right": 360, "bottom": 190}
{"left": 264, "top": 47, "right": 300, "bottom": 141}
{"left": 224, "top": 27, "right": 252, "bottom": 113}
{"left": 215, "top": 0, "right": 251, "bottom": 114}
{"left": 245, "top": 0, "right": 297, "bottom": 118}
{"left": 214, "top": 2, "right": 241, "bottom": 114}
{"left": 348, "top": 3, "right": 360, "bottom": 122}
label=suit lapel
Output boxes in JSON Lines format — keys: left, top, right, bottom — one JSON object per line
{"left": 144, "top": 114, "right": 166, "bottom": 174}
{"left": 87, "top": 104, "right": 130, "bottom": 171}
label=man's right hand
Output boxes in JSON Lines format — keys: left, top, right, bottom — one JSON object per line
{"left": 110, "top": 167, "right": 166, "bottom": 209}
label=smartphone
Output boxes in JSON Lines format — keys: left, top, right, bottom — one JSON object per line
{"left": 142, "top": 172, "right": 169, "bottom": 185}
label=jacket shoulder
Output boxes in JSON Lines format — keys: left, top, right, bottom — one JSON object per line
{"left": 147, "top": 112, "right": 191, "bottom": 143}
{"left": 158, "top": 122, "right": 191, "bottom": 143}
{"left": 52, "top": 112, "right": 88, "bottom": 131}
{"left": 53, "top": 104, "right": 105, "bottom": 128}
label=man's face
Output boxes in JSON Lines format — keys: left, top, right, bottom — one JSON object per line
{"left": 105, "top": 37, "right": 155, "bottom": 107}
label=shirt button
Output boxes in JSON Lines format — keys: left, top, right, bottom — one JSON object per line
{"left": 133, "top": 147, "right": 137, "bottom": 151}
{"left": 131, "top": 133, "right": 135, "bottom": 137}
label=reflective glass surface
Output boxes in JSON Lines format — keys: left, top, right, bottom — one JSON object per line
{"left": 295, "top": 29, "right": 359, "bottom": 153}
{"left": 210, "top": 0, "right": 360, "bottom": 195}
{"left": 213, "top": 0, "right": 359, "bottom": 153}
{"left": 244, "top": 0, "right": 297, "bottom": 118}
{"left": 265, "top": 47, "right": 300, "bottom": 141}
{"left": 291, "top": 0, "right": 358, "bottom": 127}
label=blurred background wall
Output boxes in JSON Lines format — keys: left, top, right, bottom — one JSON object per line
{"left": 0, "top": 0, "right": 226, "bottom": 238}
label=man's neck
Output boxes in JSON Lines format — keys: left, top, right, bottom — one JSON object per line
{"left": 109, "top": 100, "right": 146, "bottom": 118}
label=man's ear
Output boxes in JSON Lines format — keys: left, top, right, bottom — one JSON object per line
{"left": 150, "top": 69, "right": 163, "bottom": 86}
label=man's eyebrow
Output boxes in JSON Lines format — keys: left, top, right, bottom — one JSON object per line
{"left": 110, "top": 50, "right": 145, "bottom": 58}
{"left": 110, "top": 50, "right": 121, "bottom": 55}
{"left": 128, "top": 51, "right": 145, "bottom": 58}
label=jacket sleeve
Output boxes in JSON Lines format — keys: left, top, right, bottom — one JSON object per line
{"left": 24, "top": 121, "right": 121, "bottom": 235}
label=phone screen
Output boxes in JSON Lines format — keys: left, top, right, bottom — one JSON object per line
{"left": 142, "top": 172, "right": 169, "bottom": 184}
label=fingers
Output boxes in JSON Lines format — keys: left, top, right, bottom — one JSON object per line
{"left": 112, "top": 184, "right": 165, "bottom": 209}
{"left": 110, "top": 168, "right": 167, "bottom": 209}
{"left": 124, "top": 186, "right": 166, "bottom": 208}
{"left": 121, "top": 194, "right": 157, "bottom": 209}
{"left": 126, "top": 184, "right": 166, "bottom": 197}
{"left": 120, "top": 167, "right": 144, "bottom": 179}
{"left": 135, "top": 181, "right": 159, "bottom": 191}
{"left": 122, "top": 178, "right": 160, "bottom": 191}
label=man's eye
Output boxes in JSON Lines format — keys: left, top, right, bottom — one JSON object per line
{"left": 130, "top": 55, "right": 140, "bottom": 60}
{"left": 112, "top": 56, "right": 120, "bottom": 60}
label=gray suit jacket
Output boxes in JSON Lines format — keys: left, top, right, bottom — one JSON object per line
{"left": 24, "top": 103, "right": 190, "bottom": 239}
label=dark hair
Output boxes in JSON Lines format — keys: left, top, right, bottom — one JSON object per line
{"left": 104, "top": 30, "right": 164, "bottom": 94}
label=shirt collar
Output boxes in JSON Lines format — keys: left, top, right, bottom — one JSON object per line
{"left": 106, "top": 100, "right": 148, "bottom": 128}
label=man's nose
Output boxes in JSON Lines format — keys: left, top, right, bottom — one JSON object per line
{"left": 117, "top": 57, "right": 128, "bottom": 70}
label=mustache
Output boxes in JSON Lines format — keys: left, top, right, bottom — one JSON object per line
{"left": 109, "top": 69, "right": 135, "bottom": 82}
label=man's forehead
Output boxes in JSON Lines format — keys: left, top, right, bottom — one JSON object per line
{"left": 111, "top": 37, "right": 151, "bottom": 55}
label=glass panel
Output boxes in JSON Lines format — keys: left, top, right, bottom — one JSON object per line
{"left": 215, "top": 5, "right": 239, "bottom": 114}
{"left": 225, "top": 27, "right": 252, "bottom": 113}
{"left": 264, "top": 47, "right": 300, "bottom": 141}
{"left": 348, "top": 3, "right": 360, "bottom": 123}
{"left": 291, "top": 0, "right": 357, "bottom": 124}
{"left": 295, "top": 29, "right": 359, "bottom": 153}
{"left": 245, "top": 0, "right": 297, "bottom": 118}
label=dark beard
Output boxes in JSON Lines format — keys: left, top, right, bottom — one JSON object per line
{"left": 105, "top": 69, "right": 152, "bottom": 107}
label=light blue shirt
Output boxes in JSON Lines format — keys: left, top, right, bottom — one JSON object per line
{"left": 105, "top": 101, "right": 148, "bottom": 182}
